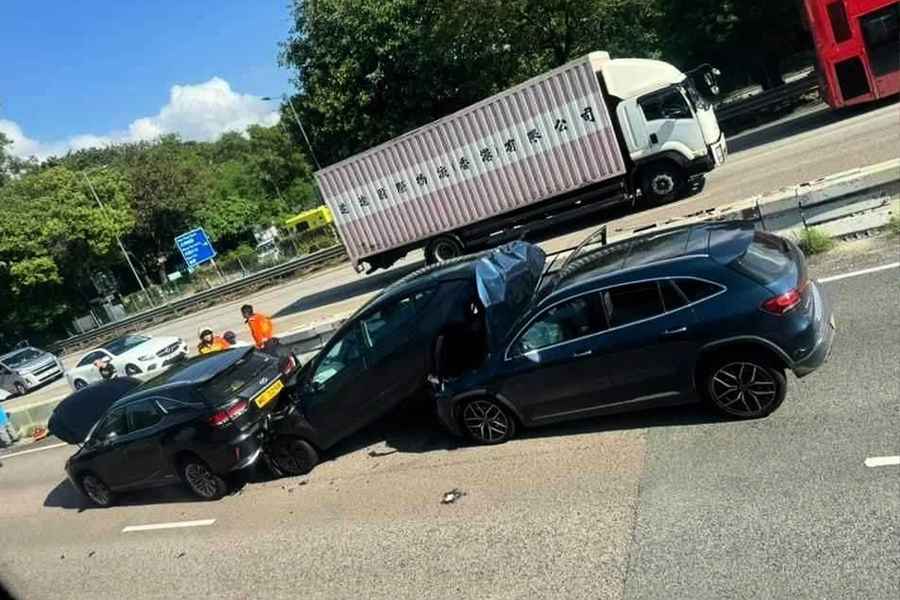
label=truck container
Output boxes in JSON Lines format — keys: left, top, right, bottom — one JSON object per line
{"left": 316, "top": 52, "right": 727, "bottom": 272}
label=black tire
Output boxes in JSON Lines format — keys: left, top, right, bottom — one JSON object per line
{"left": 459, "top": 397, "right": 517, "bottom": 445}
{"left": 266, "top": 436, "right": 319, "bottom": 477}
{"left": 14, "top": 382, "right": 27, "bottom": 396}
{"left": 73, "top": 379, "right": 88, "bottom": 390}
{"left": 124, "top": 364, "right": 141, "bottom": 376}
{"left": 180, "top": 457, "right": 228, "bottom": 500}
{"left": 425, "top": 235, "right": 465, "bottom": 265}
{"left": 700, "top": 355, "right": 787, "bottom": 419}
{"left": 640, "top": 162, "right": 685, "bottom": 206}
{"left": 79, "top": 473, "right": 116, "bottom": 507}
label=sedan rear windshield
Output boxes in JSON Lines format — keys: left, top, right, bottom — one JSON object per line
{"left": 730, "top": 231, "right": 792, "bottom": 283}
{"left": 201, "top": 351, "right": 273, "bottom": 405}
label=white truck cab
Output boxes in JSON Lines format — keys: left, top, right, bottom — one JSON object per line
{"left": 594, "top": 54, "right": 728, "bottom": 204}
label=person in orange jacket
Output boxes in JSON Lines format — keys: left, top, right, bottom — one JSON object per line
{"left": 241, "top": 304, "right": 275, "bottom": 350}
{"left": 198, "top": 327, "right": 232, "bottom": 355}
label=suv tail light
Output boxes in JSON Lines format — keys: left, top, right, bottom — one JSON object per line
{"left": 761, "top": 282, "right": 808, "bottom": 315}
{"left": 279, "top": 355, "right": 297, "bottom": 376}
{"left": 208, "top": 399, "right": 249, "bottom": 427}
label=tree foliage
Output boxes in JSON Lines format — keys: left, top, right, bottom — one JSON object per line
{"left": 0, "top": 124, "right": 316, "bottom": 343}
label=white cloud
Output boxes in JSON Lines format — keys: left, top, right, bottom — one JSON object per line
{"left": 0, "top": 77, "right": 280, "bottom": 160}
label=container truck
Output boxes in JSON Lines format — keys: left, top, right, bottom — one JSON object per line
{"left": 315, "top": 51, "right": 728, "bottom": 273}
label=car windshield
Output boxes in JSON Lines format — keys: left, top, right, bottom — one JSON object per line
{"left": 103, "top": 335, "right": 150, "bottom": 356}
{"left": 2, "top": 348, "right": 42, "bottom": 368}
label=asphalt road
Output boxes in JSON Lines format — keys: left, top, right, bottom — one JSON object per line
{"left": 1, "top": 237, "right": 897, "bottom": 599}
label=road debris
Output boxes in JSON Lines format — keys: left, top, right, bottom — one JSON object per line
{"left": 367, "top": 448, "right": 398, "bottom": 458}
{"left": 88, "top": 551, "right": 95, "bottom": 558}
{"left": 176, "top": 552, "right": 186, "bottom": 559}
{"left": 441, "top": 488, "right": 466, "bottom": 505}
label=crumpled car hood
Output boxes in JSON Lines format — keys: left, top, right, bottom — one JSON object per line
{"left": 475, "top": 241, "right": 546, "bottom": 353}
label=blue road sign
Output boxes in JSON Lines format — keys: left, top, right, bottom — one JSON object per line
{"left": 174, "top": 227, "right": 217, "bottom": 272}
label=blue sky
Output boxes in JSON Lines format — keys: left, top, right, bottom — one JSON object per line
{"left": 0, "top": 1, "right": 295, "bottom": 158}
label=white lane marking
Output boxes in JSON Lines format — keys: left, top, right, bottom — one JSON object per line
{"left": 0, "top": 442, "right": 67, "bottom": 459}
{"left": 122, "top": 519, "right": 216, "bottom": 533}
{"left": 819, "top": 262, "right": 900, "bottom": 284}
{"left": 864, "top": 456, "right": 900, "bottom": 468}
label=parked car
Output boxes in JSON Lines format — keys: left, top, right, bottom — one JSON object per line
{"left": 432, "top": 222, "right": 836, "bottom": 444}
{"left": 0, "top": 347, "right": 64, "bottom": 397}
{"left": 66, "top": 334, "right": 189, "bottom": 390}
{"left": 49, "top": 347, "right": 301, "bottom": 506}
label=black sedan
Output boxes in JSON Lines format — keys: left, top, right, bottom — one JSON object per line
{"left": 432, "top": 223, "right": 835, "bottom": 444}
{"left": 49, "top": 348, "right": 298, "bottom": 506}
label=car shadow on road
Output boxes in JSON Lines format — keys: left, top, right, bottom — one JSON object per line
{"left": 44, "top": 478, "right": 216, "bottom": 512}
{"left": 273, "top": 261, "right": 426, "bottom": 319}
{"left": 319, "top": 397, "right": 726, "bottom": 468}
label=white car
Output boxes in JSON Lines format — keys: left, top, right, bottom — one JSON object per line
{"left": 66, "top": 334, "right": 189, "bottom": 390}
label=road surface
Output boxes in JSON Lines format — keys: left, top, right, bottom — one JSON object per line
{"left": 1, "top": 236, "right": 898, "bottom": 599}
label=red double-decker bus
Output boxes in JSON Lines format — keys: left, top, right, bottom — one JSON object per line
{"left": 802, "top": 0, "right": 899, "bottom": 107}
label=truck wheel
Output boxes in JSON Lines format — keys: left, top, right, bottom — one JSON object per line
{"left": 640, "top": 163, "right": 685, "bottom": 206}
{"left": 425, "top": 236, "right": 464, "bottom": 265}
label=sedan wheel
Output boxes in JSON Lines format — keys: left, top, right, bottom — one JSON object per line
{"left": 266, "top": 437, "right": 318, "bottom": 477}
{"left": 460, "top": 398, "right": 516, "bottom": 445}
{"left": 14, "top": 382, "right": 27, "bottom": 396}
{"left": 182, "top": 460, "right": 227, "bottom": 500}
{"left": 707, "top": 360, "right": 786, "bottom": 418}
{"left": 73, "top": 379, "right": 88, "bottom": 390}
{"left": 80, "top": 474, "right": 115, "bottom": 507}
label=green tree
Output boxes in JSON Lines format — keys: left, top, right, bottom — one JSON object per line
{"left": 657, "top": 0, "right": 807, "bottom": 90}
{"left": 120, "top": 135, "right": 214, "bottom": 283}
{"left": 0, "top": 165, "right": 134, "bottom": 339}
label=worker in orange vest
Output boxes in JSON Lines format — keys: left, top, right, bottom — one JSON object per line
{"left": 198, "top": 327, "right": 232, "bottom": 355}
{"left": 241, "top": 304, "right": 275, "bottom": 351}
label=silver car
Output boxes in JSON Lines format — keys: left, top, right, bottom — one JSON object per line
{"left": 0, "top": 347, "right": 65, "bottom": 397}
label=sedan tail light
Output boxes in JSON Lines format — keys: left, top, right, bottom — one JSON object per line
{"left": 208, "top": 400, "right": 249, "bottom": 427}
{"left": 279, "top": 355, "right": 297, "bottom": 376}
{"left": 761, "top": 282, "right": 808, "bottom": 315}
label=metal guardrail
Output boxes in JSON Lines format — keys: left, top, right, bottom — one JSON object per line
{"left": 50, "top": 245, "right": 347, "bottom": 356}
{"left": 716, "top": 73, "right": 819, "bottom": 125}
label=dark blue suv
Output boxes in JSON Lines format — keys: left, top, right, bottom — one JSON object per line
{"left": 433, "top": 222, "right": 836, "bottom": 444}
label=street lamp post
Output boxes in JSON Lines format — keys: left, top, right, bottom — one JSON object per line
{"left": 261, "top": 95, "right": 322, "bottom": 171}
{"left": 81, "top": 170, "right": 154, "bottom": 307}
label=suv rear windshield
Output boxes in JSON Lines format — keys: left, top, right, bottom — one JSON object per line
{"left": 730, "top": 231, "right": 792, "bottom": 283}
{"left": 201, "top": 352, "right": 273, "bottom": 405}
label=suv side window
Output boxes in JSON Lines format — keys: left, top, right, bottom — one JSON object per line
{"left": 603, "top": 282, "right": 666, "bottom": 328}
{"left": 640, "top": 88, "right": 692, "bottom": 121}
{"left": 675, "top": 278, "right": 724, "bottom": 303}
{"left": 94, "top": 408, "right": 128, "bottom": 440}
{"left": 126, "top": 401, "right": 163, "bottom": 432}
{"left": 512, "top": 295, "right": 607, "bottom": 355}
{"left": 78, "top": 350, "right": 107, "bottom": 368}
{"left": 311, "top": 324, "right": 366, "bottom": 388}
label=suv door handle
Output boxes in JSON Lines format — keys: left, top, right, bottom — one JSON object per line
{"left": 661, "top": 327, "right": 687, "bottom": 336}
{"left": 572, "top": 349, "right": 593, "bottom": 358}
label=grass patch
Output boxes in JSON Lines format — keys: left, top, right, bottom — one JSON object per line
{"left": 797, "top": 227, "right": 835, "bottom": 255}
{"left": 889, "top": 213, "right": 900, "bottom": 237}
